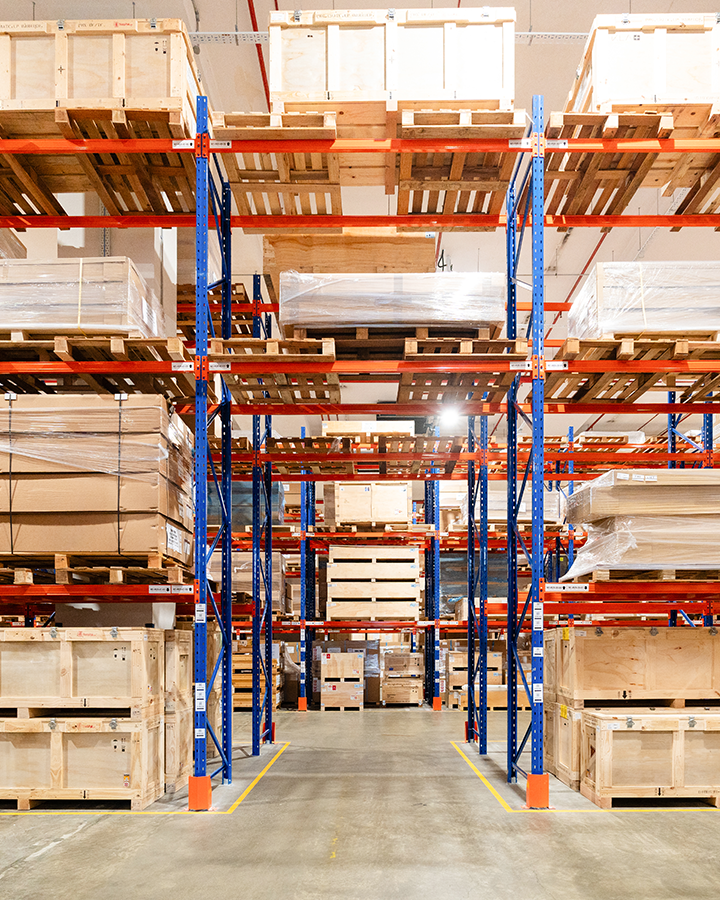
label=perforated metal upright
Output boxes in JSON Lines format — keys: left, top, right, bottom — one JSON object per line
{"left": 298, "top": 427, "right": 315, "bottom": 711}
{"left": 190, "top": 95, "right": 233, "bottom": 810}
{"left": 252, "top": 274, "right": 274, "bottom": 753}
{"left": 505, "top": 95, "right": 548, "bottom": 808}
{"left": 424, "top": 478, "right": 441, "bottom": 709}
{"left": 466, "top": 415, "right": 488, "bottom": 751}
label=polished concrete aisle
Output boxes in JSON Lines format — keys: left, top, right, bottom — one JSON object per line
{"left": 0, "top": 708, "right": 718, "bottom": 900}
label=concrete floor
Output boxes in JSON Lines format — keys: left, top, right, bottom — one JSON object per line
{"left": 0, "top": 708, "right": 718, "bottom": 900}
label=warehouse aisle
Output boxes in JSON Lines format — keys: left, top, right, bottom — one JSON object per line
{"left": 0, "top": 709, "right": 718, "bottom": 900}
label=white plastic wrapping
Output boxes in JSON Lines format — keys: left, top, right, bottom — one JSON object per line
{"left": 562, "top": 515, "right": 720, "bottom": 580}
{"left": 459, "top": 484, "right": 563, "bottom": 524}
{"left": 565, "top": 469, "right": 720, "bottom": 525}
{"left": 569, "top": 262, "right": 720, "bottom": 339}
{"left": 0, "top": 257, "right": 165, "bottom": 338}
{"left": 279, "top": 272, "right": 506, "bottom": 331}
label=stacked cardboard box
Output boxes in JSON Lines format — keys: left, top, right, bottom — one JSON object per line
{"left": 0, "top": 395, "right": 193, "bottom": 565}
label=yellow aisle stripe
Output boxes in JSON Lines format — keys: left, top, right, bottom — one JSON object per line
{"left": 226, "top": 741, "right": 290, "bottom": 813}
{"left": 451, "top": 741, "right": 514, "bottom": 812}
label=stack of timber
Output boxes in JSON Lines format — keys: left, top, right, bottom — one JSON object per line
{"left": 312, "top": 647, "right": 364, "bottom": 711}
{"left": 232, "top": 640, "right": 282, "bottom": 712}
{"left": 381, "top": 650, "right": 424, "bottom": 706}
{"left": 0, "top": 627, "right": 164, "bottom": 810}
{"left": 0, "top": 394, "right": 194, "bottom": 572}
{"left": 556, "top": 14, "right": 720, "bottom": 220}
{"left": 544, "top": 626, "right": 720, "bottom": 806}
{"left": 325, "top": 546, "right": 421, "bottom": 622}
{"left": 267, "top": 8, "right": 522, "bottom": 223}
{"left": 563, "top": 469, "right": 720, "bottom": 581}
{"left": 444, "top": 650, "right": 505, "bottom": 710}
{"left": 0, "top": 18, "right": 202, "bottom": 217}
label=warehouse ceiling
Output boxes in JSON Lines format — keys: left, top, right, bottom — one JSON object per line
{"left": 3, "top": 0, "right": 720, "bottom": 440}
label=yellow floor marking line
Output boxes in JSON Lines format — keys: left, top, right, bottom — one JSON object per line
{"left": 451, "top": 742, "right": 719, "bottom": 814}
{"left": 0, "top": 742, "right": 291, "bottom": 818}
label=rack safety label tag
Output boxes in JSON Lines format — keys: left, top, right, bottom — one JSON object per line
{"left": 194, "top": 728, "right": 205, "bottom": 740}
{"left": 209, "top": 140, "right": 232, "bottom": 149}
{"left": 532, "top": 602, "right": 544, "bottom": 628}
{"left": 195, "top": 603, "right": 207, "bottom": 624}
{"left": 209, "top": 361, "right": 232, "bottom": 372}
{"left": 546, "top": 360, "right": 569, "bottom": 371}
{"left": 533, "top": 683, "right": 543, "bottom": 702}
{"left": 171, "top": 585, "right": 194, "bottom": 595}
{"left": 560, "top": 704, "right": 568, "bottom": 719}
{"left": 195, "top": 683, "right": 206, "bottom": 711}
{"left": 509, "top": 138, "right": 532, "bottom": 149}
{"left": 533, "top": 646, "right": 543, "bottom": 657}
{"left": 509, "top": 360, "right": 532, "bottom": 371}
{"left": 546, "top": 583, "right": 589, "bottom": 592}
{"left": 148, "top": 585, "right": 171, "bottom": 594}
{"left": 172, "top": 139, "right": 194, "bottom": 150}
{"left": 546, "top": 139, "right": 569, "bottom": 149}
{"left": 171, "top": 361, "right": 193, "bottom": 372}
{"left": 300, "top": 628, "right": 306, "bottom": 641}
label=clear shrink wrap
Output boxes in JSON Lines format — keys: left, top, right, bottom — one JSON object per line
{"left": 561, "top": 515, "right": 720, "bottom": 580}
{"left": 565, "top": 469, "right": 720, "bottom": 525}
{"left": 568, "top": 262, "right": 720, "bottom": 339}
{"left": 0, "top": 257, "right": 165, "bottom": 338}
{"left": 208, "top": 551, "right": 286, "bottom": 608}
{"left": 279, "top": 272, "right": 506, "bottom": 332}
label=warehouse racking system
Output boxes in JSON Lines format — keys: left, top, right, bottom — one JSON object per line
{"left": 1, "top": 92, "right": 720, "bottom": 810}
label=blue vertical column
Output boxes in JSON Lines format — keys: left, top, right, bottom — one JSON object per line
{"left": 251, "top": 411, "right": 262, "bottom": 755}
{"left": 219, "top": 179, "right": 233, "bottom": 782}
{"left": 467, "top": 417, "right": 477, "bottom": 742}
{"left": 478, "top": 415, "right": 489, "bottom": 752}
{"left": 467, "top": 416, "right": 489, "bottom": 751}
{"left": 703, "top": 407, "right": 714, "bottom": 625}
{"left": 299, "top": 430, "right": 308, "bottom": 710}
{"left": 567, "top": 427, "right": 575, "bottom": 572}
{"left": 190, "top": 95, "right": 211, "bottom": 810}
{"left": 668, "top": 391, "right": 678, "bottom": 470}
{"left": 527, "top": 94, "right": 548, "bottom": 808}
{"left": 306, "top": 479, "right": 316, "bottom": 703}
{"left": 424, "top": 480, "right": 440, "bottom": 705}
{"left": 505, "top": 181, "right": 519, "bottom": 783}
{"left": 264, "top": 410, "right": 273, "bottom": 744}
{"left": 432, "top": 477, "right": 440, "bottom": 708}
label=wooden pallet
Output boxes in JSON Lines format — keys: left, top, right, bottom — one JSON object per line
{"left": 546, "top": 336, "right": 720, "bottom": 404}
{"left": 0, "top": 553, "right": 191, "bottom": 584}
{"left": 577, "top": 569, "right": 720, "bottom": 583}
{"left": 176, "top": 282, "right": 256, "bottom": 341}
{"left": 211, "top": 110, "right": 342, "bottom": 224}
{"left": 397, "top": 370, "right": 515, "bottom": 404}
{"left": 325, "top": 600, "right": 420, "bottom": 621}
{"left": 395, "top": 109, "right": 525, "bottom": 228}
{"left": 319, "top": 705, "right": 364, "bottom": 712}
{"left": 404, "top": 337, "right": 527, "bottom": 359}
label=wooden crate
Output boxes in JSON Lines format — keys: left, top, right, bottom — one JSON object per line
{"left": 324, "top": 484, "right": 412, "bottom": 527}
{"left": 545, "top": 702, "right": 583, "bottom": 791}
{"left": 326, "top": 546, "right": 421, "bottom": 621}
{"left": 269, "top": 9, "right": 515, "bottom": 110}
{"left": 580, "top": 708, "right": 720, "bottom": 808}
{"left": 318, "top": 681, "right": 363, "bottom": 711}
{"left": 0, "top": 714, "right": 163, "bottom": 810}
{"left": 312, "top": 651, "right": 363, "bottom": 681}
{"left": 164, "top": 629, "right": 192, "bottom": 713}
{"left": 326, "top": 601, "right": 420, "bottom": 622}
{"left": 164, "top": 706, "right": 192, "bottom": 794}
{"left": 383, "top": 651, "right": 424, "bottom": 677}
{"left": 545, "top": 627, "right": 720, "bottom": 706}
{"left": 567, "top": 14, "right": 720, "bottom": 114}
{"left": 0, "top": 627, "right": 163, "bottom": 717}
{"left": 382, "top": 677, "right": 423, "bottom": 706}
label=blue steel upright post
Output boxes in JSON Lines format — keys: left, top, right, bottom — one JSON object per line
{"left": 189, "top": 95, "right": 212, "bottom": 811}
{"left": 466, "top": 415, "right": 488, "bottom": 751}
{"left": 424, "top": 478, "right": 440, "bottom": 708}
{"left": 299, "top": 428, "right": 308, "bottom": 711}
{"left": 527, "top": 94, "right": 548, "bottom": 808}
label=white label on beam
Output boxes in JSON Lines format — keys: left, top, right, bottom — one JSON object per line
{"left": 172, "top": 361, "right": 193, "bottom": 372}
{"left": 546, "top": 139, "right": 569, "bottom": 149}
{"left": 533, "top": 683, "right": 543, "bottom": 703}
{"left": 172, "top": 140, "right": 194, "bottom": 150}
{"left": 546, "top": 360, "right": 568, "bottom": 371}
{"left": 148, "top": 585, "right": 171, "bottom": 594}
{"left": 510, "top": 361, "right": 532, "bottom": 371}
{"left": 195, "top": 604, "right": 207, "bottom": 624}
{"left": 209, "top": 141, "right": 232, "bottom": 149}
{"left": 546, "top": 583, "right": 589, "bottom": 592}
{"left": 509, "top": 139, "right": 532, "bottom": 149}
{"left": 171, "top": 585, "right": 194, "bottom": 595}
{"left": 209, "top": 362, "right": 231, "bottom": 372}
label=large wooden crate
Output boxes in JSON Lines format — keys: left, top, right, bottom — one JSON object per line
{"left": 0, "top": 714, "right": 163, "bottom": 810}
{"left": 0, "top": 627, "right": 164, "bottom": 717}
{"left": 164, "top": 629, "right": 192, "bottom": 713}
{"left": 269, "top": 9, "right": 515, "bottom": 110}
{"left": 580, "top": 708, "right": 720, "bottom": 808}
{"left": 545, "top": 627, "right": 720, "bottom": 706}
{"left": 567, "top": 14, "right": 720, "bottom": 114}
{"left": 326, "top": 545, "right": 421, "bottom": 621}
{"left": 164, "top": 705, "right": 192, "bottom": 794}
{"left": 545, "top": 702, "right": 583, "bottom": 790}
{"left": 324, "top": 483, "right": 412, "bottom": 527}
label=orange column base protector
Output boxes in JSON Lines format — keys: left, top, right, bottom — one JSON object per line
{"left": 526, "top": 773, "right": 550, "bottom": 809}
{"left": 188, "top": 775, "right": 212, "bottom": 811}
{"left": 298, "top": 697, "right": 307, "bottom": 711}
{"left": 432, "top": 696, "right": 442, "bottom": 711}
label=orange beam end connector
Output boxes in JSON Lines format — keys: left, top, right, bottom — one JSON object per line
{"left": 298, "top": 697, "right": 307, "bottom": 711}
{"left": 188, "top": 775, "right": 212, "bottom": 811}
{"left": 526, "top": 773, "right": 550, "bottom": 809}
{"left": 432, "top": 696, "right": 442, "bottom": 711}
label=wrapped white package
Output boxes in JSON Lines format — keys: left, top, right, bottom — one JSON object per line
{"left": 279, "top": 272, "right": 506, "bottom": 332}
{"left": 561, "top": 515, "right": 720, "bottom": 580}
{"left": 568, "top": 262, "right": 720, "bottom": 339}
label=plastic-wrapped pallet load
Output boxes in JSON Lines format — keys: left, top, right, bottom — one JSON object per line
{"left": 568, "top": 262, "right": 720, "bottom": 339}
{"left": 279, "top": 272, "right": 506, "bottom": 333}
{"left": 0, "top": 257, "right": 165, "bottom": 338}
{"left": 565, "top": 469, "right": 720, "bottom": 523}
{"left": 0, "top": 395, "right": 193, "bottom": 564}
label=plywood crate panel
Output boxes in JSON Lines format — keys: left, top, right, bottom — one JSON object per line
{"left": 324, "top": 483, "right": 412, "bottom": 527}
{"left": 0, "top": 19, "right": 200, "bottom": 131}
{"left": 0, "top": 627, "right": 163, "bottom": 717}
{"left": 545, "top": 627, "right": 720, "bottom": 705}
{"left": 0, "top": 714, "right": 163, "bottom": 810}
{"left": 269, "top": 9, "right": 515, "bottom": 109}
{"left": 312, "top": 650, "right": 363, "bottom": 681}
{"left": 317, "top": 680, "right": 363, "bottom": 710}
{"left": 382, "top": 677, "right": 423, "bottom": 705}
{"left": 567, "top": 14, "right": 720, "bottom": 114}
{"left": 164, "top": 629, "right": 192, "bottom": 713}
{"left": 581, "top": 708, "right": 720, "bottom": 808}
{"left": 164, "top": 705, "right": 192, "bottom": 794}
{"left": 545, "top": 702, "right": 583, "bottom": 790}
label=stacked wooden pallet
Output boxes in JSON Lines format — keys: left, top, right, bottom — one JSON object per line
{"left": 232, "top": 640, "right": 282, "bottom": 712}
{"left": 312, "top": 649, "right": 364, "bottom": 711}
{"left": 325, "top": 546, "right": 422, "bottom": 622}
{"left": 0, "top": 628, "right": 165, "bottom": 810}
{"left": 544, "top": 627, "right": 720, "bottom": 807}
{"left": 381, "top": 650, "right": 424, "bottom": 706}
